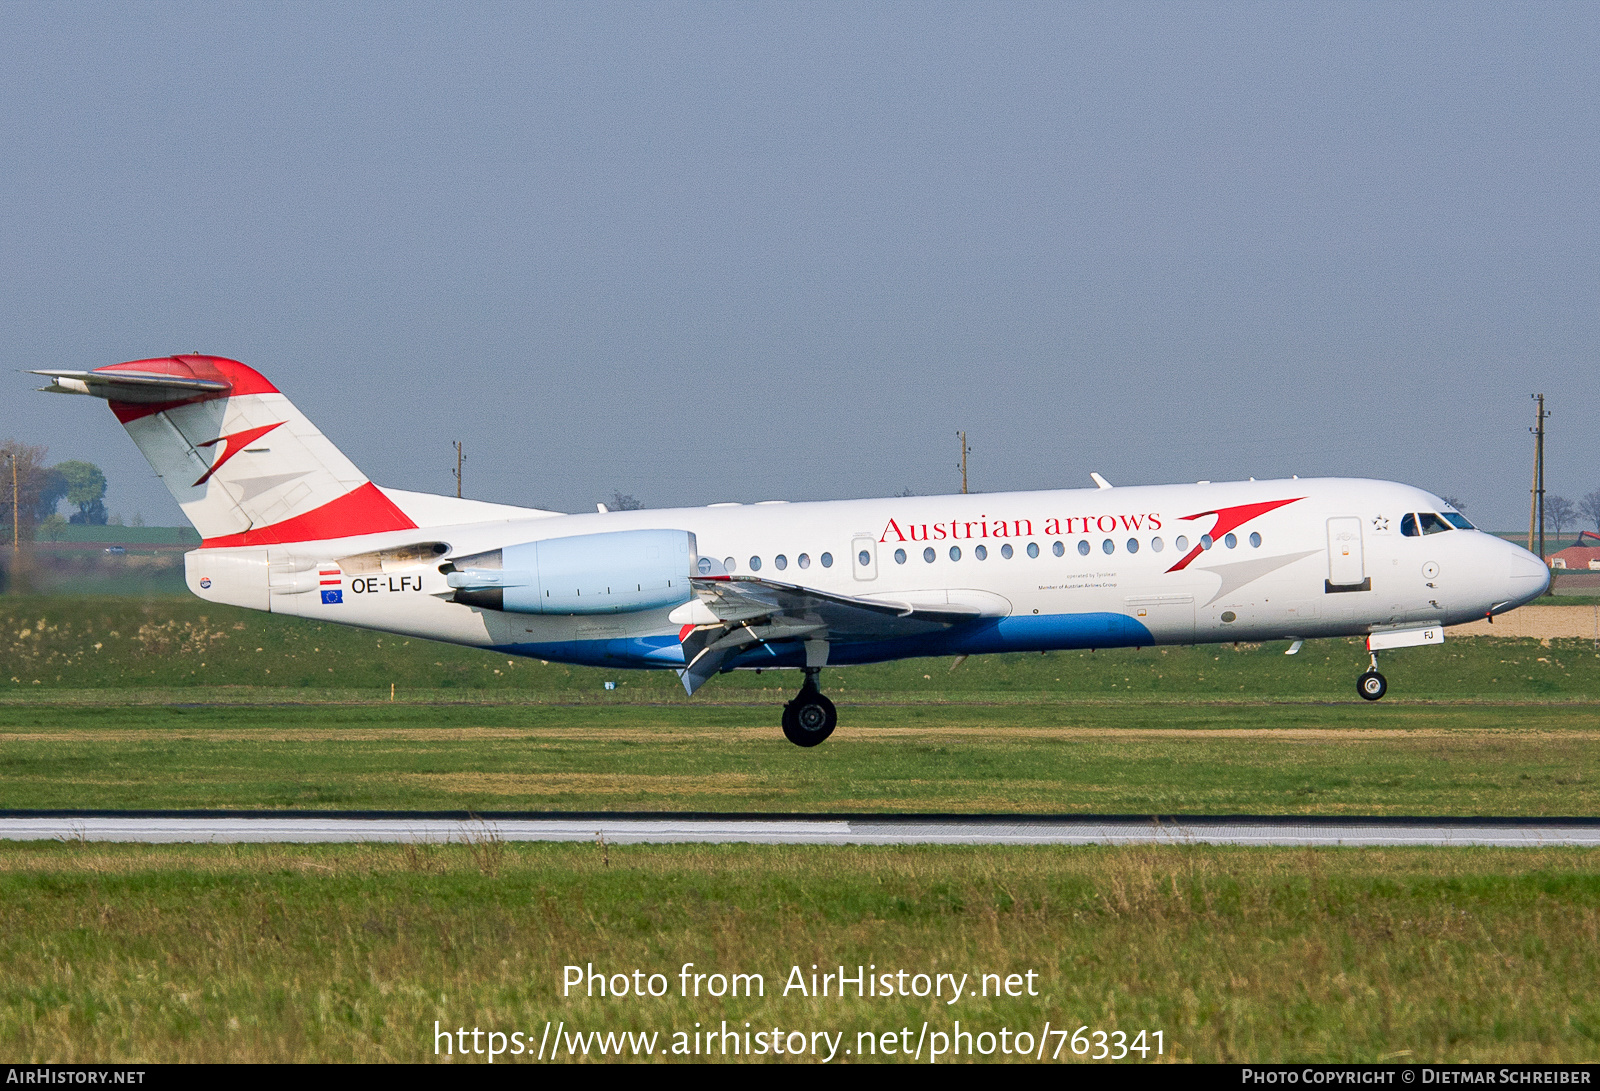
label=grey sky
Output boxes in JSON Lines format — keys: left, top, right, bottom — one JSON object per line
{"left": 3, "top": 2, "right": 1595, "bottom": 530}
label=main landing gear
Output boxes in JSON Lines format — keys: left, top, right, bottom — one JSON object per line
{"left": 1357, "top": 651, "right": 1388, "bottom": 702}
{"left": 782, "top": 668, "right": 837, "bottom": 747}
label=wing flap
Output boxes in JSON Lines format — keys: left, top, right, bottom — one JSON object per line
{"left": 692, "top": 575, "right": 981, "bottom": 632}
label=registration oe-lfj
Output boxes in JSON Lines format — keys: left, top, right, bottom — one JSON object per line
{"left": 35, "top": 356, "right": 1550, "bottom": 745}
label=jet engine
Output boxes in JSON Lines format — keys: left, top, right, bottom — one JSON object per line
{"left": 445, "top": 529, "right": 696, "bottom": 615}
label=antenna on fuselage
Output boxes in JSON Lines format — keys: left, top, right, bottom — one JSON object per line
{"left": 452, "top": 440, "right": 465, "bottom": 499}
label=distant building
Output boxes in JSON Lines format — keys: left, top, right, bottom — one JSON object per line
{"left": 1549, "top": 530, "right": 1600, "bottom": 570}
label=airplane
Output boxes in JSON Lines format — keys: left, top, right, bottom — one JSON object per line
{"left": 35, "top": 355, "right": 1550, "bottom": 746}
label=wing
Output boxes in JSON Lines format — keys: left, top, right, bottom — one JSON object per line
{"left": 674, "top": 574, "right": 988, "bottom": 694}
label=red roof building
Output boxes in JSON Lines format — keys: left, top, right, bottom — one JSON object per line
{"left": 1549, "top": 530, "right": 1600, "bottom": 569}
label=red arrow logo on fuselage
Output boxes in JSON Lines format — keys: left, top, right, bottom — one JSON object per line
{"left": 1164, "top": 496, "right": 1305, "bottom": 572}
{"left": 192, "top": 422, "right": 284, "bottom": 487}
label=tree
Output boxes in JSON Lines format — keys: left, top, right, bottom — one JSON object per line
{"left": 608, "top": 492, "right": 643, "bottom": 511}
{"left": 1580, "top": 489, "right": 1600, "bottom": 532}
{"left": 55, "top": 461, "right": 108, "bottom": 526}
{"left": 0, "top": 440, "right": 57, "bottom": 539}
{"left": 1546, "top": 495, "right": 1575, "bottom": 537}
{"left": 33, "top": 466, "right": 67, "bottom": 522}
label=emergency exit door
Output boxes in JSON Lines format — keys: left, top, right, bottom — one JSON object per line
{"left": 851, "top": 536, "right": 878, "bottom": 581}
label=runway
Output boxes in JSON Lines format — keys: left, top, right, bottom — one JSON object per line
{"left": 3, "top": 812, "right": 1600, "bottom": 847}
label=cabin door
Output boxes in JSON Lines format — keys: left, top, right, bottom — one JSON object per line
{"left": 1325, "top": 517, "right": 1369, "bottom": 591}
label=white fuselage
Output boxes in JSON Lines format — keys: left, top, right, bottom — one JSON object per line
{"left": 186, "top": 476, "right": 1550, "bottom": 672}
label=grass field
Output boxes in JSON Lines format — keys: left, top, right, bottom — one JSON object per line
{"left": 4, "top": 595, "right": 1600, "bottom": 814}
{"left": 7, "top": 594, "right": 1600, "bottom": 701}
{"left": 3, "top": 841, "right": 1600, "bottom": 1063}
{"left": 5, "top": 595, "right": 1600, "bottom": 1063}
{"left": 5, "top": 701, "right": 1600, "bottom": 814}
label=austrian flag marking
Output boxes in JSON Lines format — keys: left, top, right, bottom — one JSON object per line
{"left": 319, "top": 567, "right": 343, "bottom": 605}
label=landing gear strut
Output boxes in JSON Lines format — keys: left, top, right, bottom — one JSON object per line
{"left": 1357, "top": 651, "right": 1388, "bottom": 702}
{"left": 782, "top": 668, "right": 837, "bottom": 747}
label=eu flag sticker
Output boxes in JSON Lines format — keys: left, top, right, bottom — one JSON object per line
{"left": 321, "top": 589, "right": 344, "bottom": 604}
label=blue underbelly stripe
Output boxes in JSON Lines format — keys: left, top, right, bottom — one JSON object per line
{"left": 492, "top": 612, "right": 1155, "bottom": 670}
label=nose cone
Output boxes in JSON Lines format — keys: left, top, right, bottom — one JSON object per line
{"left": 1493, "top": 538, "right": 1551, "bottom": 608}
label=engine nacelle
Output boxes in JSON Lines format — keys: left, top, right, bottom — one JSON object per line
{"left": 446, "top": 529, "right": 696, "bottom": 615}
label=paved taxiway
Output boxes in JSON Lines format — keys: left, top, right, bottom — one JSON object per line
{"left": 3, "top": 813, "right": 1599, "bottom": 847}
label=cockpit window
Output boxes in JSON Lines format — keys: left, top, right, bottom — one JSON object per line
{"left": 1443, "top": 512, "right": 1473, "bottom": 530}
{"left": 1402, "top": 512, "right": 1455, "bottom": 536}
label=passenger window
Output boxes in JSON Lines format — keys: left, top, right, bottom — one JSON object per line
{"left": 858, "top": 550, "right": 871, "bottom": 567}
{"left": 894, "top": 548, "right": 907, "bottom": 564}
{"left": 1102, "top": 539, "right": 1114, "bottom": 554}
{"left": 1249, "top": 532, "right": 1261, "bottom": 548}
{"left": 697, "top": 557, "right": 713, "bottom": 575}
{"left": 1175, "top": 535, "right": 1189, "bottom": 552}
{"left": 798, "top": 553, "right": 811, "bottom": 569}
{"left": 1201, "top": 534, "right": 1213, "bottom": 550}
{"left": 1001, "top": 544, "right": 1014, "bottom": 559}
{"left": 1052, "top": 541, "right": 1064, "bottom": 557}
{"left": 1126, "top": 538, "right": 1139, "bottom": 554}
{"left": 820, "top": 553, "right": 833, "bottom": 568}
{"left": 1151, "top": 537, "right": 1163, "bottom": 552}
{"left": 975, "top": 544, "right": 988, "bottom": 560}
{"left": 724, "top": 556, "right": 737, "bottom": 572}
{"left": 949, "top": 546, "right": 961, "bottom": 561}
{"left": 1026, "top": 542, "right": 1040, "bottom": 558}
{"left": 774, "top": 554, "right": 788, "bottom": 570}
{"left": 923, "top": 547, "right": 936, "bottom": 563}
{"left": 1077, "top": 540, "right": 1090, "bottom": 556}
{"left": 1224, "top": 533, "right": 1237, "bottom": 549}
{"left": 1401, "top": 514, "right": 1419, "bottom": 537}
{"left": 750, "top": 556, "right": 762, "bottom": 571}
{"left": 1420, "top": 513, "right": 1453, "bottom": 535}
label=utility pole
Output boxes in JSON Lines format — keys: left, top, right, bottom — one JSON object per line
{"left": 957, "top": 431, "right": 970, "bottom": 495}
{"left": 1528, "top": 395, "right": 1548, "bottom": 559}
{"left": 452, "top": 441, "right": 465, "bottom": 499}
{"left": 6, "top": 453, "right": 16, "bottom": 556}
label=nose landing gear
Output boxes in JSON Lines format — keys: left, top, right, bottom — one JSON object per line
{"left": 1357, "top": 651, "right": 1388, "bottom": 701}
{"left": 782, "top": 668, "right": 837, "bottom": 746}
